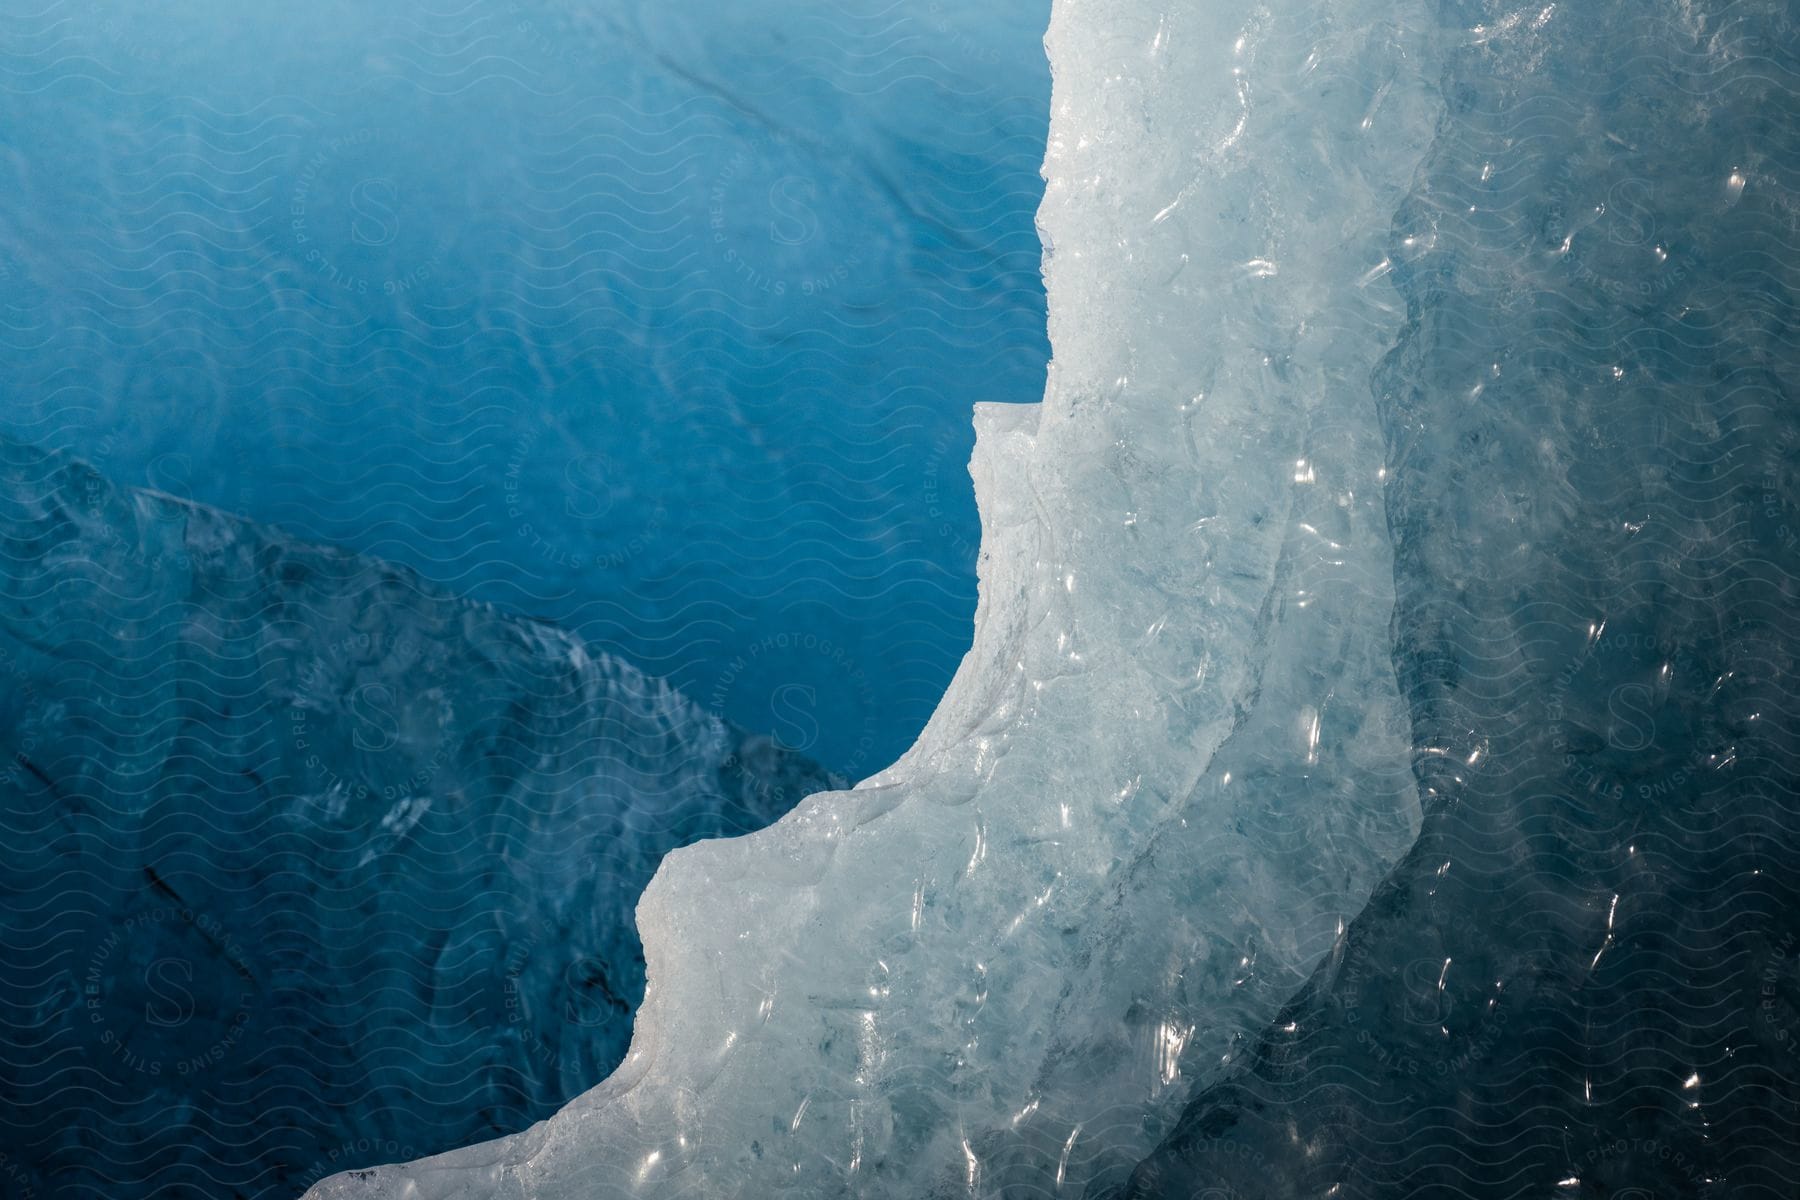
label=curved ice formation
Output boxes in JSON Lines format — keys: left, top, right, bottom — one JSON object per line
{"left": 312, "top": 0, "right": 1442, "bottom": 1194}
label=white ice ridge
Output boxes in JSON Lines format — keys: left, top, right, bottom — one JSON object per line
{"left": 311, "top": 0, "right": 1441, "bottom": 1195}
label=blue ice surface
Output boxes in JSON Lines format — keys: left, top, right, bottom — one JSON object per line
{"left": 0, "top": 433, "right": 842, "bottom": 1199}
{"left": 0, "top": 0, "right": 1050, "bottom": 1195}
{"left": 1126, "top": 2, "right": 1800, "bottom": 1196}
{"left": 0, "top": 0, "right": 1051, "bottom": 778}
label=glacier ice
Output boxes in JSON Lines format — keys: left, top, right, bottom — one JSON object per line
{"left": 1125, "top": 1, "right": 1800, "bottom": 1196}
{"left": 0, "top": 435, "right": 839, "bottom": 1198}
{"left": 308, "top": 0, "right": 1446, "bottom": 1195}
{"left": 0, "top": 0, "right": 1054, "bottom": 776}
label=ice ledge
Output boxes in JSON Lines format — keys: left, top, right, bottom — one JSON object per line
{"left": 311, "top": 366, "right": 1417, "bottom": 1196}
{"left": 311, "top": 0, "right": 1439, "bottom": 1192}
{"left": 304, "top": 400, "right": 1053, "bottom": 1200}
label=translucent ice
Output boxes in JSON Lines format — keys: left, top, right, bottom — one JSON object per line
{"left": 1127, "top": 2, "right": 1800, "bottom": 1195}
{"left": 0, "top": 0, "right": 1054, "bottom": 775}
{"left": 310, "top": 0, "right": 1443, "bottom": 1194}
{"left": 0, "top": 435, "right": 838, "bottom": 1198}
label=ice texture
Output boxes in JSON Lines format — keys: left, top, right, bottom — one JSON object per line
{"left": 0, "top": 435, "right": 839, "bottom": 1199}
{"left": 0, "top": 0, "right": 1054, "bottom": 776}
{"left": 1125, "top": 1, "right": 1800, "bottom": 1197}
{"left": 307, "top": 1, "right": 1445, "bottom": 1195}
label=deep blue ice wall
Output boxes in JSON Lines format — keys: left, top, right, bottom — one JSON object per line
{"left": 0, "top": 0, "right": 1051, "bottom": 777}
{"left": 1129, "top": 2, "right": 1800, "bottom": 1197}
{"left": 0, "top": 437, "right": 843, "bottom": 1200}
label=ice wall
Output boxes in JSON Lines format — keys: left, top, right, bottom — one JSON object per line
{"left": 1127, "top": 2, "right": 1800, "bottom": 1195}
{"left": 0, "top": 435, "right": 839, "bottom": 1199}
{"left": 0, "top": 0, "right": 1053, "bottom": 775}
{"left": 309, "top": 1, "right": 1443, "bottom": 1195}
